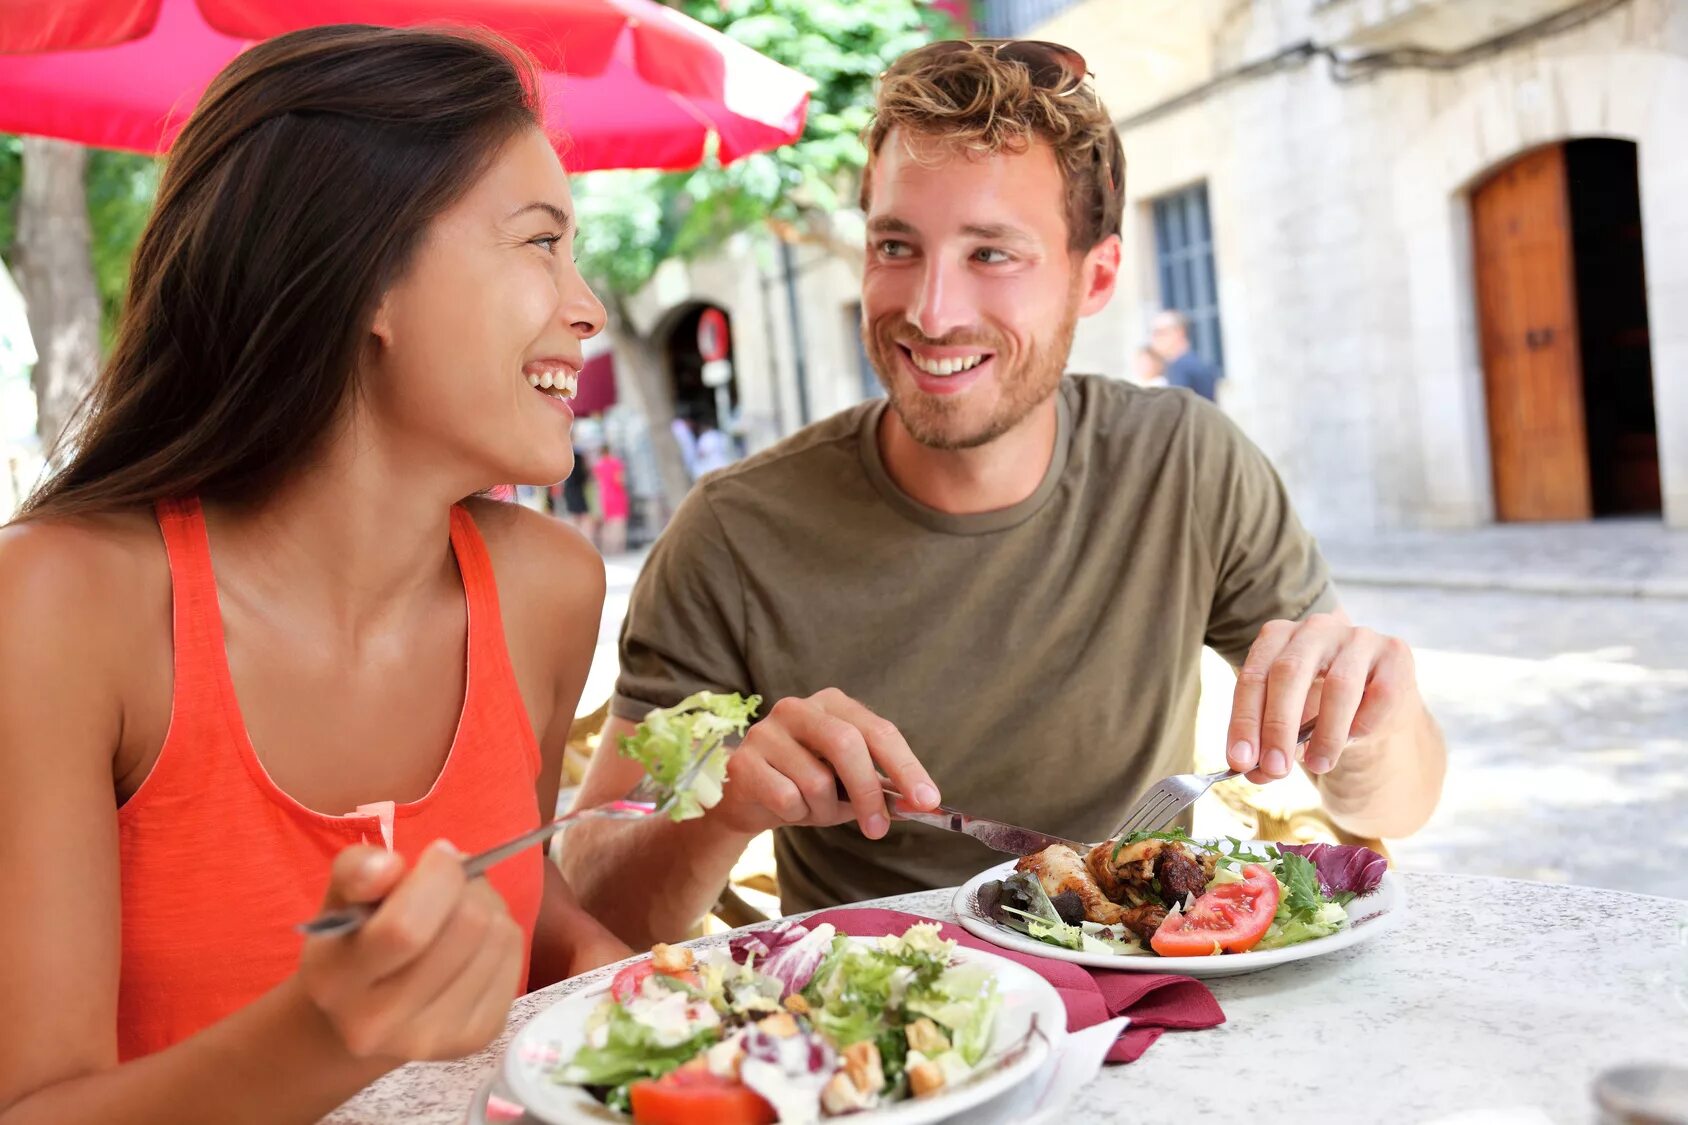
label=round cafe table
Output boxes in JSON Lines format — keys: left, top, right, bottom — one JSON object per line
{"left": 324, "top": 873, "right": 1688, "bottom": 1125}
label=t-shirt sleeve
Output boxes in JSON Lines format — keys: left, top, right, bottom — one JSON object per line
{"left": 611, "top": 485, "right": 753, "bottom": 722}
{"left": 1190, "top": 399, "right": 1338, "bottom": 667}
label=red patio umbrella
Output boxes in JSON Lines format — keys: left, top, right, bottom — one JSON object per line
{"left": 0, "top": 0, "right": 810, "bottom": 171}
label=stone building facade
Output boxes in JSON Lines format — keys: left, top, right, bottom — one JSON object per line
{"left": 1043, "top": 0, "right": 1687, "bottom": 532}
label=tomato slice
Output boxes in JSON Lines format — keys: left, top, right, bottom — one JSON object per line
{"left": 609, "top": 959, "right": 700, "bottom": 1003}
{"left": 629, "top": 1065, "right": 776, "bottom": 1125}
{"left": 1150, "top": 862, "right": 1281, "bottom": 956}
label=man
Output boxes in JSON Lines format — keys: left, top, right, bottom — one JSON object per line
{"left": 1151, "top": 309, "right": 1222, "bottom": 402}
{"left": 1154, "top": 309, "right": 1222, "bottom": 400}
{"left": 565, "top": 40, "right": 1445, "bottom": 948}
{"left": 693, "top": 415, "right": 737, "bottom": 476}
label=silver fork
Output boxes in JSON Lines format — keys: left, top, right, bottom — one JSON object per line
{"left": 1108, "top": 716, "right": 1318, "bottom": 839}
{"left": 296, "top": 741, "right": 728, "bottom": 937}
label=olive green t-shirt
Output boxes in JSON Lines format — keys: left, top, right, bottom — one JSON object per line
{"left": 612, "top": 376, "right": 1336, "bottom": 914}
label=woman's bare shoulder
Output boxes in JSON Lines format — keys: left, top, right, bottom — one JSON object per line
{"left": 461, "top": 498, "right": 603, "bottom": 582}
{"left": 459, "top": 497, "right": 605, "bottom": 636}
{"left": 0, "top": 510, "right": 168, "bottom": 640}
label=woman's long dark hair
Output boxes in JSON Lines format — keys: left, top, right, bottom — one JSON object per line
{"left": 17, "top": 24, "right": 542, "bottom": 522}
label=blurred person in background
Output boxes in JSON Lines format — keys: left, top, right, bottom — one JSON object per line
{"left": 670, "top": 409, "right": 699, "bottom": 481}
{"left": 590, "top": 444, "right": 629, "bottom": 554}
{"left": 692, "top": 413, "right": 737, "bottom": 477}
{"left": 1151, "top": 309, "right": 1221, "bottom": 403}
{"left": 553, "top": 445, "right": 596, "bottom": 540}
{"left": 1131, "top": 342, "right": 1167, "bottom": 387}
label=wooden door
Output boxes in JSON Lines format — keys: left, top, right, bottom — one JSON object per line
{"left": 1471, "top": 143, "right": 1592, "bottom": 522}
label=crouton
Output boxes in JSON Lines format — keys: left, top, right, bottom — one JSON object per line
{"left": 908, "top": 1060, "right": 946, "bottom": 1098}
{"left": 821, "top": 1071, "right": 870, "bottom": 1114}
{"left": 842, "top": 1040, "right": 885, "bottom": 1094}
{"left": 756, "top": 1011, "right": 800, "bottom": 1038}
{"left": 650, "top": 943, "right": 695, "bottom": 975}
{"left": 904, "top": 1017, "right": 950, "bottom": 1056}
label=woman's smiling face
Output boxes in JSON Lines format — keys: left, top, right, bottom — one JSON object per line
{"left": 366, "top": 127, "right": 606, "bottom": 488}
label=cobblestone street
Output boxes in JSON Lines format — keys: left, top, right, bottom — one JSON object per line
{"left": 1312, "top": 584, "right": 1688, "bottom": 900}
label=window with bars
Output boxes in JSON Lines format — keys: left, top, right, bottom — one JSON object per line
{"left": 1151, "top": 183, "right": 1225, "bottom": 371}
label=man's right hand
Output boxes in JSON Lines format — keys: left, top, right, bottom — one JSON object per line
{"left": 708, "top": 688, "right": 941, "bottom": 839}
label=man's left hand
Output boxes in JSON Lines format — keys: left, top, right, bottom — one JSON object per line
{"left": 1225, "top": 610, "right": 1420, "bottom": 783}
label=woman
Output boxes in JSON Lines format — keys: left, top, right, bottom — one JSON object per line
{"left": 589, "top": 444, "right": 630, "bottom": 555}
{"left": 0, "top": 25, "right": 631, "bottom": 1122}
{"left": 554, "top": 446, "right": 596, "bottom": 540}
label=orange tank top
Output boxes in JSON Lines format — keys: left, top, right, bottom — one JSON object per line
{"left": 116, "top": 498, "right": 545, "bottom": 1061}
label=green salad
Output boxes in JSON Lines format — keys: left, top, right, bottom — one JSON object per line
{"left": 556, "top": 922, "right": 1000, "bottom": 1124}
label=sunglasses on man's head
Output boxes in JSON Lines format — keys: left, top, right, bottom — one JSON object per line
{"left": 886, "top": 39, "right": 1090, "bottom": 97}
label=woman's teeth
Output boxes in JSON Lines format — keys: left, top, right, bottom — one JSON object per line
{"left": 908, "top": 351, "right": 987, "bottom": 376}
{"left": 525, "top": 368, "right": 578, "bottom": 398}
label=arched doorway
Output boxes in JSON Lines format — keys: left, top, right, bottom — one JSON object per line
{"left": 663, "top": 302, "right": 741, "bottom": 474}
{"left": 1471, "top": 138, "right": 1660, "bottom": 521}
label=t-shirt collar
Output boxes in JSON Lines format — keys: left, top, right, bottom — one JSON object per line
{"left": 856, "top": 382, "right": 1073, "bottom": 535}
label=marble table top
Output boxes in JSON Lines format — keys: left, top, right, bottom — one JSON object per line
{"left": 325, "top": 873, "right": 1688, "bottom": 1125}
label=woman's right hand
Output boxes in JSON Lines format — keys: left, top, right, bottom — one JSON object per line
{"left": 298, "top": 840, "right": 525, "bottom": 1062}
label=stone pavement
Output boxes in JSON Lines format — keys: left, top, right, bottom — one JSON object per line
{"left": 1191, "top": 583, "right": 1688, "bottom": 902}
{"left": 1318, "top": 517, "right": 1688, "bottom": 599}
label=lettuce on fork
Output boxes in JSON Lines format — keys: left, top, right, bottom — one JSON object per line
{"left": 617, "top": 691, "right": 760, "bottom": 820}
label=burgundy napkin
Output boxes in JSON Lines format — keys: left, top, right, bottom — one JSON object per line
{"left": 802, "top": 907, "right": 1224, "bottom": 1063}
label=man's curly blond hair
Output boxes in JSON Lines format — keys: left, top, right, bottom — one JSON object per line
{"left": 861, "top": 42, "right": 1125, "bottom": 252}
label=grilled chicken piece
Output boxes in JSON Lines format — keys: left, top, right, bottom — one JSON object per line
{"left": 1118, "top": 902, "right": 1169, "bottom": 943}
{"left": 1154, "top": 847, "right": 1208, "bottom": 906}
{"left": 1015, "top": 845, "right": 1126, "bottom": 925}
{"left": 1086, "top": 838, "right": 1219, "bottom": 908}
{"left": 1084, "top": 838, "right": 1161, "bottom": 906}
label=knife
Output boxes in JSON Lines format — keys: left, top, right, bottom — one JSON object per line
{"left": 880, "top": 784, "right": 1088, "bottom": 857}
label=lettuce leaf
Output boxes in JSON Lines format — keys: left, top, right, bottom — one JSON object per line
{"left": 1276, "top": 849, "right": 1325, "bottom": 919}
{"left": 1279, "top": 843, "right": 1387, "bottom": 898}
{"left": 560, "top": 1003, "right": 716, "bottom": 1087}
{"left": 1255, "top": 901, "right": 1348, "bottom": 950}
{"left": 905, "top": 962, "right": 999, "bottom": 1066}
{"left": 617, "top": 691, "right": 760, "bottom": 820}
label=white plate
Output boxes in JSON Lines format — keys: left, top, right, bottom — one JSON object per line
{"left": 953, "top": 845, "right": 1405, "bottom": 979}
{"left": 502, "top": 939, "right": 1068, "bottom": 1125}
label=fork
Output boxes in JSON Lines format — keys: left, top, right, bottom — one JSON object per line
{"left": 296, "top": 741, "right": 728, "bottom": 938}
{"left": 1107, "top": 715, "right": 1319, "bottom": 839}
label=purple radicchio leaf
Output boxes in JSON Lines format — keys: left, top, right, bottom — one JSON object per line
{"left": 1279, "top": 843, "right": 1388, "bottom": 898}
{"left": 727, "top": 921, "right": 836, "bottom": 997}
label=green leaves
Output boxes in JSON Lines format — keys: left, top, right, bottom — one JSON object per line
{"left": 572, "top": 0, "right": 958, "bottom": 297}
{"left": 1112, "top": 827, "right": 1282, "bottom": 869}
{"left": 84, "top": 149, "right": 159, "bottom": 349}
{"left": 616, "top": 691, "right": 761, "bottom": 820}
{"left": 1276, "top": 849, "right": 1324, "bottom": 921}
{"left": 0, "top": 138, "right": 159, "bottom": 351}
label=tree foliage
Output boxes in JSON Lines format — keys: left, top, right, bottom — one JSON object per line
{"left": 573, "top": 0, "right": 955, "bottom": 298}
{"left": 0, "top": 136, "right": 158, "bottom": 350}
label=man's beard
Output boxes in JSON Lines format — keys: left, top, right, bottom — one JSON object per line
{"left": 865, "top": 300, "right": 1080, "bottom": 452}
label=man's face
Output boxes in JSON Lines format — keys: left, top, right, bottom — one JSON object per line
{"left": 860, "top": 129, "right": 1118, "bottom": 450}
{"left": 1150, "top": 315, "right": 1190, "bottom": 361}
